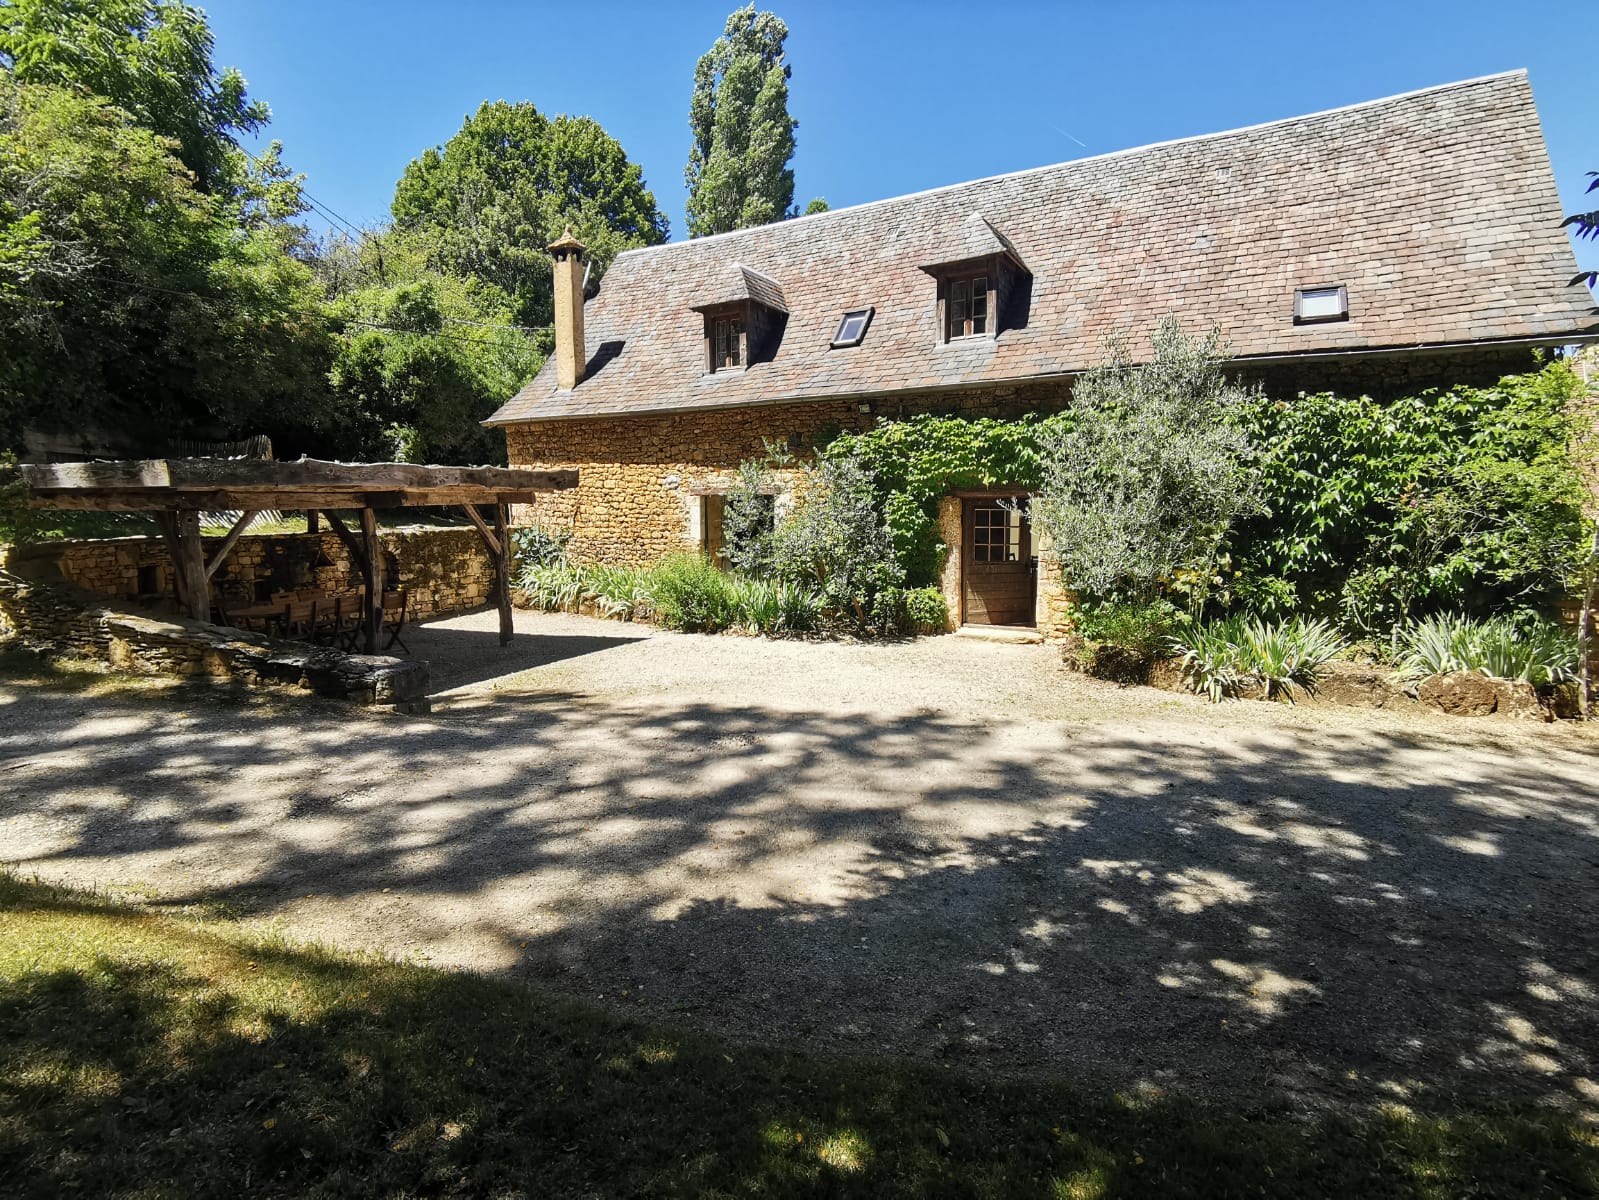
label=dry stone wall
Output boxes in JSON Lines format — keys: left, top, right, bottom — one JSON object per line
{"left": 4, "top": 526, "right": 497, "bottom": 621}
{"left": 0, "top": 571, "right": 429, "bottom": 710}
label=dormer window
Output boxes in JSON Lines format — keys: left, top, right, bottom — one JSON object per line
{"left": 945, "top": 274, "right": 990, "bottom": 340}
{"left": 920, "top": 214, "right": 1030, "bottom": 346}
{"left": 692, "top": 263, "right": 787, "bottom": 375}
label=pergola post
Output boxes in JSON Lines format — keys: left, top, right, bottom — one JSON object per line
{"left": 359, "top": 506, "right": 384, "bottom": 655}
{"left": 462, "top": 502, "right": 513, "bottom": 646}
{"left": 493, "top": 502, "right": 513, "bottom": 646}
{"left": 172, "top": 510, "right": 209, "bottom": 622}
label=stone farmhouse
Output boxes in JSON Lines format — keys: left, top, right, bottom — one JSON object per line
{"left": 487, "top": 70, "right": 1597, "bottom": 635}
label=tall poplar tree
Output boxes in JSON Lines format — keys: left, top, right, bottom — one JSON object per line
{"left": 684, "top": 5, "right": 797, "bottom": 237}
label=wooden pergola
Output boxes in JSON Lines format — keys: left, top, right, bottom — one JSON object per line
{"left": 19, "top": 458, "right": 578, "bottom": 652}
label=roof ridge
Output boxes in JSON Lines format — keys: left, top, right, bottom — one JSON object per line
{"left": 617, "top": 69, "right": 1529, "bottom": 262}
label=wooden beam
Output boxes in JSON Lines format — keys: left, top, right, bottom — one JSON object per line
{"left": 462, "top": 503, "right": 501, "bottom": 558}
{"left": 27, "top": 486, "right": 554, "bottom": 512}
{"left": 172, "top": 510, "right": 209, "bottom": 622}
{"left": 321, "top": 511, "right": 368, "bottom": 577}
{"left": 27, "top": 490, "right": 395, "bottom": 512}
{"left": 306, "top": 509, "right": 320, "bottom": 534}
{"left": 21, "top": 458, "right": 578, "bottom": 494}
{"left": 204, "top": 511, "right": 258, "bottom": 580}
{"left": 493, "top": 502, "right": 513, "bottom": 646}
{"left": 359, "top": 506, "right": 384, "bottom": 655}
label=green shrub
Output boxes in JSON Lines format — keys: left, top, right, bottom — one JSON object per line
{"left": 1395, "top": 613, "right": 1579, "bottom": 686}
{"left": 770, "top": 454, "right": 905, "bottom": 627}
{"left": 511, "top": 526, "right": 571, "bottom": 571}
{"left": 1032, "top": 319, "right": 1262, "bottom": 607}
{"left": 647, "top": 553, "right": 738, "bottom": 632}
{"left": 1063, "top": 599, "right": 1179, "bottom": 684}
{"left": 1232, "top": 361, "right": 1587, "bottom": 632}
{"left": 1167, "top": 616, "right": 1345, "bottom": 703}
{"left": 903, "top": 587, "right": 950, "bottom": 635}
{"left": 868, "top": 586, "right": 951, "bottom": 636}
{"left": 722, "top": 450, "right": 786, "bottom": 575}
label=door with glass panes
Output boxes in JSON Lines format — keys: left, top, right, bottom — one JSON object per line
{"left": 961, "top": 497, "right": 1035, "bottom": 626}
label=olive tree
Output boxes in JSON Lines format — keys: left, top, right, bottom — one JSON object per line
{"left": 1032, "top": 318, "right": 1262, "bottom": 606}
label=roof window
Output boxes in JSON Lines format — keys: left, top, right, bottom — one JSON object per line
{"left": 1294, "top": 285, "right": 1348, "bottom": 324}
{"left": 831, "top": 307, "right": 874, "bottom": 348}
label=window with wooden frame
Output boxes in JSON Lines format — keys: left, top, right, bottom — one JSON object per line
{"left": 944, "top": 272, "right": 990, "bottom": 341}
{"left": 711, "top": 313, "right": 744, "bottom": 371}
{"left": 971, "top": 504, "right": 1023, "bottom": 562}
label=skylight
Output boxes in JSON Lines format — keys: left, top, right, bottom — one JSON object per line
{"left": 831, "top": 307, "right": 874, "bottom": 348}
{"left": 1294, "top": 285, "right": 1348, "bottom": 323}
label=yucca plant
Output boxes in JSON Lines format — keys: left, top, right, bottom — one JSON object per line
{"left": 1168, "top": 617, "right": 1250, "bottom": 702}
{"left": 1236, "top": 616, "right": 1345, "bottom": 701}
{"left": 776, "top": 582, "right": 823, "bottom": 634}
{"left": 1168, "top": 615, "right": 1344, "bottom": 703}
{"left": 1397, "top": 613, "right": 1578, "bottom": 686}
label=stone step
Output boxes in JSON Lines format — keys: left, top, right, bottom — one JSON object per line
{"left": 954, "top": 624, "right": 1044, "bottom": 645}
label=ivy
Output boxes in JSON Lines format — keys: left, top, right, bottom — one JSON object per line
{"left": 1230, "top": 360, "right": 1588, "bottom": 632}
{"left": 819, "top": 360, "right": 1588, "bottom": 634}
{"left": 825, "top": 412, "right": 1073, "bottom": 585}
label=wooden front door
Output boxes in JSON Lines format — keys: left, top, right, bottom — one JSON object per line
{"left": 961, "top": 498, "right": 1035, "bottom": 626}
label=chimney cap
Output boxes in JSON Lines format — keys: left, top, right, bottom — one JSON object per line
{"left": 547, "top": 225, "right": 586, "bottom": 255}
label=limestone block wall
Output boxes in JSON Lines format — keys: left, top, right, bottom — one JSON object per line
{"left": 4, "top": 526, "right": 497, "bottom": 622}
{"left": 504, "top": 382, "right": 1073, "bottom": 566}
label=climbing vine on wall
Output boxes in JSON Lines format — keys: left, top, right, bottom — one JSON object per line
{"left": 824, "top": 413, "right": 1073, "bottom": 585}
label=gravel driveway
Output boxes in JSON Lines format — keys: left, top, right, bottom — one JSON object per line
{"left": 3, "top": 608, "right": 1597, "bottom": 1115}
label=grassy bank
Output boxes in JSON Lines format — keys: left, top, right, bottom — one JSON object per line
{"left": 0, "top": 874, "right": 1591, "bottom": 1198}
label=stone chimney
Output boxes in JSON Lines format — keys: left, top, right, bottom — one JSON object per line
{"left": 547, "top": 226, "right": 587, "bottom": 390}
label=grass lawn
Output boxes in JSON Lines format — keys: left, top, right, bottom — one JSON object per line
{"left": 0, "top": 876, "right": 1593, "bottom": 1199}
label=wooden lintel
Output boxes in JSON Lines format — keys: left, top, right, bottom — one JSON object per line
{"left": 204, "top": 511, "right": 259, "bottom": 580}
{"left": 462, "top": 504, "right": 501, "bottom": 558}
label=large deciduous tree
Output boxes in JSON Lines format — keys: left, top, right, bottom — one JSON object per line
{"left": 0, "top": 0, "right": 269, "bottom": 194}
{"left": 684, "top": 4, "right": 797, "bottom": 237}
{"left": 391, "top": 101, "right": 667, "bottom": 328}
{"left": 0, "top": 73, "right": 331, "bottom": 455}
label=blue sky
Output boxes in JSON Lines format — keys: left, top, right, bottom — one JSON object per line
{"left": 209, "top": 0, "right": 1597, "bottom": 276}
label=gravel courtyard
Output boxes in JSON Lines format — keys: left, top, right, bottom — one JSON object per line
{"left": 3, "top": 608, "right": 1597, "bottom": 1115}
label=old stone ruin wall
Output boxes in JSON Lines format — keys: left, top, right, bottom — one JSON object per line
{"left": 3, "top": 525, "right": 498, "bottom": 622}
{"left": 0, "top": 570, "right": 429, "bottom": 711}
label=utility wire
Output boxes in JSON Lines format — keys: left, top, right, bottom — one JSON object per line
{"left": 237, "top": 144, "right": 547, "bottom": 335}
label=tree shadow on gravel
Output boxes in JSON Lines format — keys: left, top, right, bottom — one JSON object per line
{"left": 2, "top": 673, "right": 1597, "bottom": 1121}
{"left": 2, "top": 875, "right": 1594, "bottom": 1199}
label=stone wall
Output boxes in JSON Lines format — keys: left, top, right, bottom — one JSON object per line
{"left": 504, "top": 381, "right": 1072, "bottom": 567}
{"left": 0, "top": 571, "right": 429, "bottom": 710}
{"left": 503, "top": 347, "right": 1543, "bottom": 629}
{"left": 2, "top": 526, "right": 497, "bottom": 622}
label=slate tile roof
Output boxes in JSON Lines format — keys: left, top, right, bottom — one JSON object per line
{"left": 691, "top": 263, "right": 788, "bottom": 313}
{"left": 488, "top": 71, "right": 1596, "bottom": 426}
